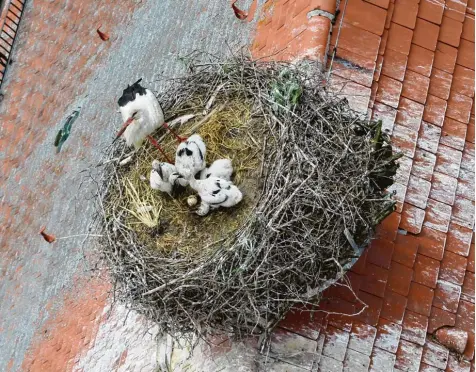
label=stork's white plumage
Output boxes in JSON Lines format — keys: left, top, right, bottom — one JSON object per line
{"left": 116, "top": 79, "right": 185, "bottom": 162}
{"left": 150, "top": 160, "right": 177, "bottom": 194}
{"left": 174, "top": 134, "right": 207, "bottom": 179}
{"left": 189, "top": 176, "right": 243, "bottom": 216}
{"left": 200, "top": 159, "right": 233, "bottom": 181}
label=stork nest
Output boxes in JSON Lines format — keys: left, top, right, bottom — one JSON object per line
{"left": 94, "top": 52, "right": 400, "bottom": 344}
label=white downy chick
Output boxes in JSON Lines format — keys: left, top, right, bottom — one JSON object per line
{"left": 199, "top": 159, "right": 233, "bottom": 180}
{"left": 150, "top": 160, "right": 176, "bottom": 194}
{"left": 174, "top": 134, "right": 207, "bottom": 179}
{"left": 189, "top": 176, "right": 243, "bottom": 216}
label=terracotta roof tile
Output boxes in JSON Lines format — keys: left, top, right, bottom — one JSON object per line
{"left": 418, "top": 226, "right": 447, "bottom": 260}
{"left": 376, "top": 211, "right": 402, "bottom": 241}
{"left": 367, "top": 238, "right": 395, "bottom": 269}
{"left": 429, "top": 68, "right": 453, "bottom": 100}
{"left": 424, "top": 198, "right": 453, "bottom": 233}
{"left": 387, "top": 22, "right": 413, "bottom": 55}
{"left": 396, "top": 97, "right": 424, "bottom": 130}
{"left": 364, "top": 0, "right": 390, "bottom": 9}
{"left": 387, "top": 260, "right": 414, "bottom": 296}
{"left": 423, "top": 95, "right": 447, "bottom": 126}
{"left": 388, "top": 183, "right": 407, "bottom": 213}
{"left": 343, "top": 348, "right": 371, "bottom": 371}
{"left": 414, "top": 254, "right": 440, "bottom": 289}
{"left": 456, "top": 39, "right": 475, "bottom": 70}
{"left": 467, "top": 121, "right": 475, "bottom": 143}
{"left": 451, "top": 196, "right": 475, "bottom": 229}
{"left": 356, "top": 291, "right": 383, "bottom": 326}
{"left": 407, "top": 283, "right": 435, "bottom": 317}
{"left": 468, "top": 0, "right": 476, "bottom": 14}
{"left": 413, "top": 17, "right": 440, "bottom": 51}
{"left": 342, "top": 0, "right": 387, "bottom": 36}
{"left": 433, "top": 280, "right": 462, "bottom": 313}
{"left": 435, "top": 143, "right": 463, "bottom": 178}
{"left": 372, "top": 102, "right": 397, "bottom": 133}
{"left": 446, "top": 92, "right": 473, "bottom": 124}
{"left": 440, "top": 117, "right": 468, "bottom": 150}
{"left": 462, "top": 271, "right": 475, "bottom": 297}
{"left": 395, "top": 339, "right": 423, "bottom": 371}
{"left": 439, "top": 15, "right": 464, "bottom": 47}
{"left": 428, "top": 306, "right": 456, "bottom": 332}
{"left": 444, "top": 0, "right": 468, "bottom": 23}
{"left": 461, "top": 142, "right": 475, "bottom": 171}
{"left": 467, "top": 245, "right": 475, "bottom": 272}
{"left": 381, "top": 289, "right": 408, "bottom": 324}
{"left": 422, "top": 340, "right": 450, "bottom": 369}
{"left": 455, "top": 300, "right": 475, "bottom": 333}
{"left": 351, "top": 250, "right": 369, "bottom": 275}
{"left": 347, "top": 321, "right": 377, "bottom": 356}
{"left": 401, "top": 309, "right": 430, "bottom": 345}
{"left": 384, "top": 2, "right": 394, "bottom": 29}
{"left": 434, "top": 41, "right": 458, "bottom": 73}
{"left": 392, "top": 124, "right": 418, "bottom": 157}
{"left": 400, "top": 202, "right": 426, "bottom": 233}
{"left": 446, "top": 222, "right": 474, "bottom": 257}
{"left": 429, "top": 172, "right": 458, "bottom": 205}
{"left": 376, "top": 75, "right": 403, "bottom": 107}
{"left": 379, "top": 29, "right": 389, "bottom": 55}
{"left": 361, "top": 263, "right": 389, "bottom": 297}
{"left": 374, "top": 317, "right": 402, "bottom": 353}
{"left": 452, "top": 65, "right": 475, "bottom": 98}
{"left": 331, "top": 22, "right": 381, "bottom": 61}
{"left": 392, "top": 0, "right": 419, "bottom": 29}
{"left": 331, "top": 47, "right": 376, "bottom": 88}
{"left": 456, "top": 168, "right": 475, "bottom": 201}
{"left": 393, "top": 234, "right": 419, "bottom": 267}
{"left": 405, "top": 175, "right": 432, "bottom": 208}
{"left": 407, "top": 44, "right": 434, "bottom": 77}
{"left": 381, "top": 48, "right": 408, "bottom": 81}
{"left": 462, "top": 14, "right": 475, "bottom": 42}
{"left": 440, "top": 250, "right": 468, "bottom": 285}
{"left": 418, "top": 0, "right": 445, "bottom": 25}
{"left": 374, "top": 55, "right": 384, "bottom": 82}
{"left": 402, "top": 71, "right": 431, "bottom": 104}
{"left": 446, "top": 353, "right": 472, "bottom": 372}
{"left": 418, "top": 122, "right": 442, "bottom": 153}
{"left": 412, "top": 149, "right": 437, "bottom": 181}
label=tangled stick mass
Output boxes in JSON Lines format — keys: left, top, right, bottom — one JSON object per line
{"left": 94, "top": 53, "right": 401, "bottom": 343}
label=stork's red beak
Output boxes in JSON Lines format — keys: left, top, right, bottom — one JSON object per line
{"left": 115, "top": 117, "right": 134, "bottom": 139}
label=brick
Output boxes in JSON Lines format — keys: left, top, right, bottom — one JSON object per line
{"left": 414, "top": 254, "right": 440, "bottom": 289}
{"left": 372, "top": 102, "right": 397, "bottom": 134}
{"left": 380, "top": 289, "right": 408, "bottom": 324}
{"left": 433, "top": 280, "right": 462, "bottom": 313}
{"left": 446, "top": 222, "right": 473, "bottom": 257}
{"left": 343, "top": 348, "right": 370, "bottom": 372}
{"left": 423, "top": 95, "right": 447, "bottom": 127}
{"left": 356, "top": 291, "right": 383, "bottom": 326}
{"left": 413, "top": 18, "right": 440, "bottom": 51}
{"left": 452, "top": 65, "right": 475, "bottom": 98}
{"left": 407, "top": 282, "right": 435, "bottom": 317}
{"left": 367, "top": 238, "right": 395, "bottom": 269}
{"left": 457, "top": 39, "right": 475, "bottom": 70}
{"left": 434, "top": 42, "right": 458, "bottom": 73}
{"left": 418, "top": 226, "right": 447, "bottom": 260}
{"left": 374, "top": 317, "right": 402, "bottom": 353}
{"left": 428, "top": 306, "right": 456, "bottom": 333}
{"left": 418, "top": 0, "right": 445, "bottom": 25}
{"left": 462, "top": 271, "right": 475, "bottom": 297}
{"left": 418, "top": 122, "right": 442, "bottom": 153}
{"left": 387, "top": 22, "right": 413, "bottom": 55}
{"left": 405, "top": 175, "right": 431, "bottom": 209}
{"left": 376, "top": 212, "right": 401, "bottom": 241}
{"left": 395, "top": 339, "right": 424, "bottom": 371}
{"left": 401, "top": 310, "right": 429, "bottom": 345}
{"left": 375, "top": 75, "right": 403, "bottom": 108}
{"left": 422, "top": 340, "right": 450, "bottom": 370}
{"left": 429, "top": 68, "right": 453, "bottom": 100}
{"left": 446, "top": 92, "right": 473, "bottom": 124}
{"left": 400, "top": 203, "right": 425, "bottom": 234}
{"left": 429, "top": 172, "right": 458, "bottom": 206}
{"left": 456, "top": 168, "right": 475, "bottom": 202}
{"left": 438, "top": 16, "right": 464, "bottom": 47}
{"left": 360, "top": 263, "right": 389, "bottom": 297}
{"left": 369, "top": 347, "right": 396, "bottom": 372}
{"left": 452, "top": 197, "right": 475, "bottom": 229}
{"left": 381, "top": 49, "right": 408, "bottom": 81}
{"left": 462, "top": 14, "right": 475, "bottom": 42}
{"left": 387, "top": 260, "right": 414, "bottom": 296}
{"left": 423, "top": 198, "right": 452, "bottom": 233}
{"left": 342, "top": 0, "right": 387, "bottom": 36}
{"left": 331, "top": 22, "right": 381, "bottom": 62}
{"left": 392, "top": 124, "right": 418, "bottom": 157}
{"left": 434, "top": 144, "right": 463, "bottom": 178}
{"left": 322, "top": 326, "right": 350, "bottom": 362}
{"left": 392, "top": 0, "right": 419, "bottom": 29}
{"left": 440, "top": 117, "right": 468, "bottom": 151}
{"left": 412, "top": 149, "right": 436, "bottom": 181}
{"left": 348, "top": 321, "right": 377, "bottom": 356}
{"left": 444, "top": 0, "right": 468, "bottom": 23}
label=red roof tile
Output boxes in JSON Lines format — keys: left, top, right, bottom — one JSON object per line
{"left": 407, "top": 44, "right": 434, "bottom": 77}
{"left": 429, "top": 68, "right": 453, "bottom": 100}
{"left": 405, "top": 175, "right": 432, "bottom": 209}
{"left": 439, "top": 15, "right": 464, "bottom": 47}
{"left": 364, "top": 0, "right": 390, "bottom": 9}
{"left": 412, "top": 149, "right": 437, "bottom": 181}
{"left": 387, "top": 22, "right": 413, "bottom": 55}
{"left": 457, "top": 39, "right": 475, "bottom": 70}
{"left": 423, "top": 198, "right": 453, "bottom": 233}
{"left": 444, "top": 0, "right": 468, "bottom": 23}
{"left": 367, "top": 238, "right": 395, "bottom": 269}
{"left": 423, "top": 95, "right": 447, "bottom": 126}
{"left": 392, "top": 124, "right": 418, "bottom": 157}
{"left": 414, "top": 254, "right": 441, "bottom": 289}
{"left": 433, "top": 280, "right": 462, "bottom": 313}
{"left": 356, "top": 291, "right": 383, "bottom": 326}
{"left": 407, "top": 282, "right": 435, "bottom": 317}
{"left": 374, "top": 317, "right": 402, "bottom": 353}
{"left": 434, "top": 143, "right": 463, "bottom": 178}
{"left": 446, "top": 92, "right": 473, "bottom": 124}
{"left": 428, "top": 306, "right": 456, "bottom": 333}
{"left": 331, "top": 22, "right": 381, "bottom": 61}
{"left": 456, "top": 168, "right": 475, "bottom": 202}
{"left": 441, "top": 117, "right": 468, "bottom": 150}
{"left": 418, "top": 0, "right": 445, "bottom": 25}
{"left": 392, "top": 0, "right": 418, "bottom": 29}
{"left": 462, "top": 14, "right": 475, "bottom": 42}
{"left": 400, "top": 203, "right": 425, "bottom": 233}
{"left": 381, "top": 48, "right": 408, "bottom": 81}
{"left": 418, "top": 226, "right": 447, "bottom": 260}
{"left": 451, "top": 196, "right": 475, "bottom": 229}
{"left": 361, "top": 263, "right": 389, "bottom": 298}
{"left": 422, "top": 340, "right": 450, "bottom": 369}
{"left": 413, "top": 18, "right": 440, "bottom": 51}
{"left": 418, "top": 122, "right": 443, "bottom": 153}
{"left": 342, "top": 0, "right": 387, "bottom": 36}
{"left": 452, "top": 65, "right": 475, "bottom": 98}
{"left": 395, "top": 339, "right": 423, "bottom": 371}
{"left": 397, "top": 96, "right": 425, "bottom": 130}
{"left": 381, "top": 289, "right": 408, "bottom": 324}
{"left": 429, "top": 172, "right": 458, "bottom": 206}
{"left": 434, "top": 41, "right": 458, "bottom": 73}
{"left": 401, "top": 310, "right": 429, "bottom": 345}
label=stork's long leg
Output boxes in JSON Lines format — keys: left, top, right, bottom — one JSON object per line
{"left": 162, "top": 122, "right": 186, "bottom": 143}
{"left": 147, "top": 135, "right": 172, "bottom": 164}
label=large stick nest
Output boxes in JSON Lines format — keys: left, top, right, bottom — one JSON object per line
{"left": 94, "top": 52, "right": 400, "bottom": 342}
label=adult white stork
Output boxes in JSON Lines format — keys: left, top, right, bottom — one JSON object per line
{"left": 115, "top": 79, "right": 185, "bottom": 163}
{"left": 189, "top": 176, "right": 243, "bottom": 216}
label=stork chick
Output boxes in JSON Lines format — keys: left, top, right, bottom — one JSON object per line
{"left": 150, "top": 160, "right": 177, "bottom": 195}
{"left": 189, "top": 176, "right": 243, "bottom": 216}
{"left": 169, "top": 134, "right": 207, "bottom": 185}
{"left": 199, "top": 159, "right": 233, "bottom": 181}
{"left": 115, "top": 79, "right": 185, "bottom": 162}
